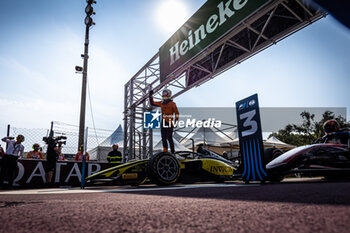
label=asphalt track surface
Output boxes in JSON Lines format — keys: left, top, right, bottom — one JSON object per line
{"left": 1, "top": 179, "right": 350, "bottom": 233}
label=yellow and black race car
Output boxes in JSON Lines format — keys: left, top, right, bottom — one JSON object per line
{"left": 86, "top": 147, "right": 241, "bottom": 186}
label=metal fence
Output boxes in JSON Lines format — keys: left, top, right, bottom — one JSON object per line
{"left": 6, "top": 121, "right": 115, "bottom": 160}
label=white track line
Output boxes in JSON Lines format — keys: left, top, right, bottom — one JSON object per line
{"left": 0, "top": 183, "right": 258, "bottom": 195}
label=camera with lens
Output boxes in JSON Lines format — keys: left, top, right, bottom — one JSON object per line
{"left": 43, "top": 136, "right": 67, "bottom": 149}
{"left": 57, "top": 140, "right": 66, "bottom": 146}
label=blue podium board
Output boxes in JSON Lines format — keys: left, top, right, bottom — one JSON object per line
{"left": 235, "top": 94, "right": 267, "bottom": 182}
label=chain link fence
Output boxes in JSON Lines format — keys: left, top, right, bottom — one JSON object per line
{"left": 7, "top": 121, "right": 116, "bottom": 160}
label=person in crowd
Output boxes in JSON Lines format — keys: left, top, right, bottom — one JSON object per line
{"left": 75, "top": 145, "right": 90, "bottom": 162}
{"left": 149, "top": 89, "right": 179, "bottom": 153}
{"left": 57, "top": 142, "right": 66, "bottom": 161}
{"left": 0, "top": 145, "right": 4, "bottom": 174}
{"left": 107, "top": 144, "right": 122, "bottom": 164}
{"left": 321, "top": 119, "right": 350, "bottom": 145}
{"left": 0, "top": 145, "right": 4, "bottom": 157}
{"left": 26, "top": 143, "right": 44, "bottom": 159}
{"left": 45, "top": 145, "right": 59, "bottom": 185}
{"left": 0, "top": 135, "right": 25, "bottom": 189}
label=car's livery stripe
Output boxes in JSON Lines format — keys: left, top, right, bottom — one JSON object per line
{"left": 242, "top": 139, "right": 248, "bottom": 178}
{"left": 86, "top": 160, "right": 147, "bottom": 179}
{"left": 249, "top": 139, "right": 256, "bottom": 181}
{"left": 256, "top": 138, "right": 267, "bottom": 177}
{"left": 243, "top": 138, "right": 267, "bottom": 181}
{"left": 252, "top": 139, "right": 262, "bottom": 180}
{"left": 244, "top": 140, "right": 251, "bottom": 181}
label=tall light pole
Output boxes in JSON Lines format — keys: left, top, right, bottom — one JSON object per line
{"left": 78, "top": 0, "right": 96, "bottom": 148}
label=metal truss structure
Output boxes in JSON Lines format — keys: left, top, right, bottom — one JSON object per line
{"left": 123, "top": 0, "right": 325, "bottom": 160}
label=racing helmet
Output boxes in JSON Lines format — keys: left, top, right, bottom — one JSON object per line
{"left": 162, "top": 89, "right": 172, "bottom": 100}
{"left": 323, "top": 119, "right": 339, "bottom": 134}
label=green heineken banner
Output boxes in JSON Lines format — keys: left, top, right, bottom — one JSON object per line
{"left": 159, "top": 0, "right": 270, "bottom": 83}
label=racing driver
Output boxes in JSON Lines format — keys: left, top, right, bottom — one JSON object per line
{"left": 149, "top": 89, "right": 179, "bottom": 153}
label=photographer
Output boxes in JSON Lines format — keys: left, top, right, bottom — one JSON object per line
{"left": 0, "top": 135, "right": 25, "bottom": 189}
{"left": 45, "top": 145, "right": 59, "bottom": 185}
{"left": 43, "top": 136, "right": 66, "bottom": 185}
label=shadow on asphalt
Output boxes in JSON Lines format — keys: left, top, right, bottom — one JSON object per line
{"left": 106, "top": 180, "right": 350, "bottom": 206}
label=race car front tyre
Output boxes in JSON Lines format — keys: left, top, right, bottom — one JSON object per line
{"left": 147, "top": 152, "right": 181, "bottom": 185}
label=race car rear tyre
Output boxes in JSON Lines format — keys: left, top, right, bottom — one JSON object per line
{"left": 264, "top": 148, "right": 283, "bottom": 164}
{"left": 147, "top": 152, "right": 181, "bottom": 185}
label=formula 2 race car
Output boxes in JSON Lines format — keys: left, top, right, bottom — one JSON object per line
{"left": 266, "top": 143, "right": 350, "bottom": 181}
{"left": 86, "top": 147, "right": 241, "bottom": 186}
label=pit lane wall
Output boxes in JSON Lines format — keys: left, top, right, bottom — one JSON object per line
{"left": 10, "top": 159, "right": 114, "bottom": 188}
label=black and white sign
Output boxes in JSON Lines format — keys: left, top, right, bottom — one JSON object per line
{"left": 7, "top": 159, "right": 112, "bottom": 188}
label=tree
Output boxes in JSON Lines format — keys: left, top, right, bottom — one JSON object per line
{"left": 269, "top": 111, "right": 350, "bottom": 146}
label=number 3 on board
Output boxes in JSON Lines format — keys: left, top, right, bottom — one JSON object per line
{"left": 239, "top": 110, "right": 257, "bottom": 137}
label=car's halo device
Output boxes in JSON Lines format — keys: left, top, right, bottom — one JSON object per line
{"left": 236, "top": 94, "right": 267, "bottom": 182}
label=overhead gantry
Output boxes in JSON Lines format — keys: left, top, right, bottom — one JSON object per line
{"left": 123, "top": 0, "right": 325, "bottom": 160}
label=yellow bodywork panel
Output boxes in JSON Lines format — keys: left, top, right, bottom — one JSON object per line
{"left": 179, "top": 159, "right": 192, "bottom": 169}
{"left": 201, "top": 159, "right": 235, "bottom": 176}
{"left": 86, "top": 160, "right": 147, "bottom": 179}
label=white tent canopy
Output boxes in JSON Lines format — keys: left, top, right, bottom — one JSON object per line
{"left": 153, "top": 138, "right": 191, "bottom": 152}
{"left": 88, "top": 142, "right": 123, "bottom": 162}
{"left": 220, "top": 135, "right": 295, "bottom": 149}
{"left": 99, "top": 124, "right": 123, "bottom": 146}
{"left": 264, "top": 136, "right": 295, "bottom": 149}
{"left": 220, "top": 127, "right": 239, "bottom": 143}
{"left": 173, "top": 131, "right": 185, "bottom": 142}
{"left": 89, "top": 124, "right": 124, "bottom": 161}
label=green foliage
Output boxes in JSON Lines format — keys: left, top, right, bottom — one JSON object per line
{"left": 269, "top": 111, "right": 350, "bottom": 146}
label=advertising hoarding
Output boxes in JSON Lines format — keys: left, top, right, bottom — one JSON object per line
{"left": 159, "top": 0, "right": 270, "bottom": 84}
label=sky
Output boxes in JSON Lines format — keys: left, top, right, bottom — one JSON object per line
{"left": 1, "top": 0, "right": 350, "bottom": 141}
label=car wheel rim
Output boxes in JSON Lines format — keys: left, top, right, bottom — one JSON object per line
{"left": 156, "top": 155, "right": 178, "bottom": 181}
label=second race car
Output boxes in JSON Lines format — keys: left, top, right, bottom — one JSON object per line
{"left": 266, "top": 143, "right": 350, "bottom": 181}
